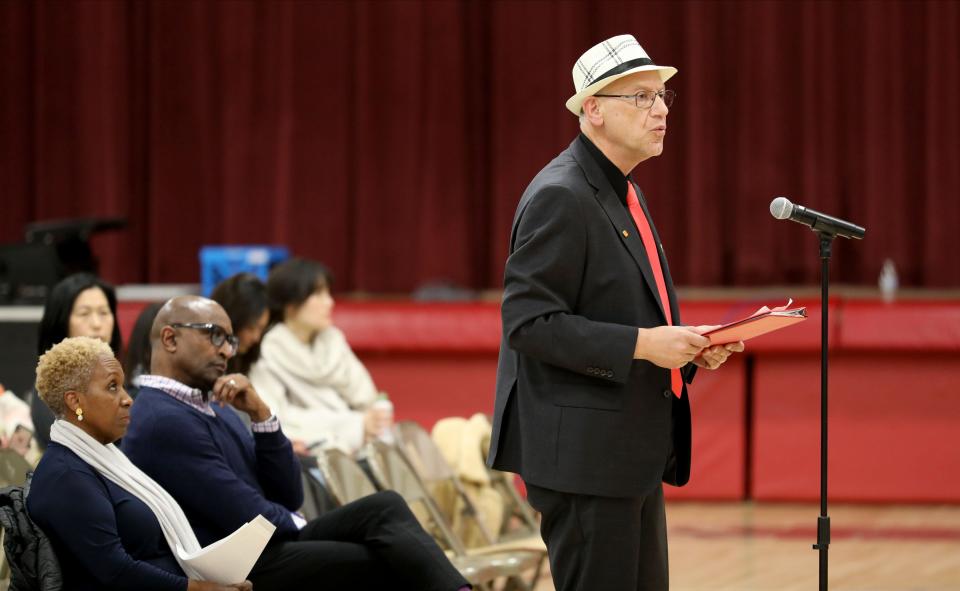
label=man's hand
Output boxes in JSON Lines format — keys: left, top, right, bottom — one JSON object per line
{"left": 634, "top": 326, "right": 711, "bottom": 369}
{"left": 688, "top": 325, "right": 745, "bottom": 369}
{"left": 212, "top": 374, "right": 271, "bottom": 423}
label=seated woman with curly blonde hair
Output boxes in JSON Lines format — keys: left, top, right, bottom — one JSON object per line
{"left": 26, "top": 336, "right": 252, "bottom": 591}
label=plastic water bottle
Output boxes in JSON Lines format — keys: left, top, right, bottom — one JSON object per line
{"left": 372, "top": 393, "right": 395, "bottom": 444}
{"left": 879, "top": 259, "right": 898, "bottom": 303}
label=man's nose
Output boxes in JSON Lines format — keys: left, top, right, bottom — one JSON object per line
{"left": 652, "top": 96, "right": 668, "bottom": 116}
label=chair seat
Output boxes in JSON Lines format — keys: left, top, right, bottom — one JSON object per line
{"left": 448, "top": 555, "right": 500, "bottom": 585}
{"left": 464, "top": 547, "right": 543, "bottom": 575}
{"left": 466, "top": 534, "right": 546, "bottom": 555}
{"left": 446, "top": 548, "right": 540, "bottom": 582}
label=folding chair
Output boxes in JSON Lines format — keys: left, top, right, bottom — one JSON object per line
{"left": 0, "top": 451, "right": 31, "bottom": 489}
{"left": 394, "top": 420, "right": 543, "bottom": 546}
{"left": 316, "top": 448, "right": 506, "bottom": 589}
{"left": 488, "top": 470, "right": 540, "bottom": 542}
{"left": 315, "top": 448, "right": 379, "bottom": 505}
{"left": 363, "top": 441, "right": 544, "bottom": 591}
{"left": 297, "top": 454, "right": 339, "bottom": 521}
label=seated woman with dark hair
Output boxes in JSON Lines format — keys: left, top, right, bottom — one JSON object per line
{"left": 30, "top": 273, "right": 123, "bottom": 450}
{"left": 27, "top": 337, "right": 253, "bottom": 591}
{"left": 123, "top": 302, "right": 163, "bottom": 398}
{"left": 249, "top": 258, "right": 391, "bottom": 454}
{"left": 210, "top": 273, "right": 270, "bottom": 375}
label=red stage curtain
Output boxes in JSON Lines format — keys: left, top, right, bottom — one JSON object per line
{"left": 2, "top": 0, "right": 958, "bottom": 291}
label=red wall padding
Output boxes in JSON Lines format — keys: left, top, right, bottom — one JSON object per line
{"left": 753, "top": 352, "right": 960, "bottom": 503}
{"left": 360, "top": 352, "right": 497, "bottom": 434}
{"left": 664, "top": 356, "right": 745, "bottom": 500}
{"left": 360, "top": 352, "right": 747, "bottom": 501}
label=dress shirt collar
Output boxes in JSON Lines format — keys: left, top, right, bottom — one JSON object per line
{"left": 137, "top": 375, "right": 216, "bottom": 417}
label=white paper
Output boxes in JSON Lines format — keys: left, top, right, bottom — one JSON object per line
{"left": 176, "top": 515, "right": 276, "bottom": 584}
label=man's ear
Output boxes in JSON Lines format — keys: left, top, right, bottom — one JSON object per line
{"left": 582, "top": 96, "right": 604, "bottom": 127}
{"left": 160, "top": 325, "right": 179, "bottom": 353}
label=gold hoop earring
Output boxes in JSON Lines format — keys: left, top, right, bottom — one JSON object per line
{"left": 75, "top": 407, "right": 84, "bottom": 422}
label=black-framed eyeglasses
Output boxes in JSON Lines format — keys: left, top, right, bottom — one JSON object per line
{"left": 169, "top": 323, "right": 239, "bottom": 353}
{"left": 593, "top": 89, "right": 676, "bottom": 110}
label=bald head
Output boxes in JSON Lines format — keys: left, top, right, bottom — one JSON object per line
{"left": 149, "top": 296, "right": 234, "bottom": 390}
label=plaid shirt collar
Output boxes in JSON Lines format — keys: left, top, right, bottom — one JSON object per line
{"left": 137, "top": 375, "right": 216, "bottom": 417}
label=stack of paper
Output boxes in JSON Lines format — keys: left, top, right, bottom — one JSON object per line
{"left": 177, "top": 515, "right": 276, "bottom": 584}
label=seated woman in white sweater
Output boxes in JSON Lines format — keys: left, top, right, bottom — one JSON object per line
{"left": 248, "top": 258, "right": 391, "bottom": 454}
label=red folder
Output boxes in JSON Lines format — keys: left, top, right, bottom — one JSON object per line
{"left": 704, "top": 300, "right": 807, "bottom": 345}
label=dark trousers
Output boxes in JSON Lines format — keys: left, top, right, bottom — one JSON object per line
{"left": 526, "top": 483, "right": 669, "bottom": 591}
{"left": 249, "top": 491, "right": 468, "bottom": 591}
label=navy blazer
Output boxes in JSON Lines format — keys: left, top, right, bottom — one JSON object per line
{"left": 488, "top": 137, "right": 695, "bottom": 498}
{"left": 26, "top": 443, "right": 187, "bottom": 591}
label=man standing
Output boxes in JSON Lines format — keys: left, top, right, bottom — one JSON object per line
{"left": 488, "top": 35, "right": 743, "bottom": 591}
{"left": 123, "top": 296, "right": 469, "bottom": 591}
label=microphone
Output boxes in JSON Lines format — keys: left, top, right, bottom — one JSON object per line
{"left": 769, "top": 197, "right": 865, "bottom": 240}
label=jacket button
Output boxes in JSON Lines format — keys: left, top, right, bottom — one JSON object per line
{"left": 662, "top": 388, "right": 672, "bottom": 398}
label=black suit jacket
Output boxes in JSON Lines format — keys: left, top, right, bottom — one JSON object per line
{"left": 488, "top": 137, "right": 695, "bottom": 498}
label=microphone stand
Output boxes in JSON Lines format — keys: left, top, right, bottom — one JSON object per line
{"left": 813, "top": 231, "right": 834, "bottom": 591}
{"left": 771, "top": 196, "right": 863, "bottom": 590}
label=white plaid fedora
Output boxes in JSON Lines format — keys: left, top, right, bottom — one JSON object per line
{"left": 566, "top": 34, "right": 677, "bottom": 116}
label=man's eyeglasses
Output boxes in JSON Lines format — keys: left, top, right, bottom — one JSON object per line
{"left": 593, "top": 89, "right": 676, "bottom": 110}
{"left": 169, "top": 323, "right": 239, "bottom": 354}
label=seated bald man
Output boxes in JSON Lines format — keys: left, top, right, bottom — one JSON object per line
{"left": 122, "top": 296, "right": 469, "bottom": 591}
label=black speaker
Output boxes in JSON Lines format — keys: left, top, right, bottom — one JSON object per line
{"left": 24, "top": 216, "right": 126, "bottom": 277}
{"left": 0, "top": 243, "right": 63, "bottom": 304}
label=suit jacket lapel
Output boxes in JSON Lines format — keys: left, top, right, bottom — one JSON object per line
{"left": 570, "top": 140, "right": 667, "bottom": 321}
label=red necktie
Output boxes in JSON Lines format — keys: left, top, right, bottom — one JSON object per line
{"left": 626, "top": 182, "right": 683, "bottom": 399}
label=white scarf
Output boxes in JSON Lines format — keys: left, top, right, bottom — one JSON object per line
{"left": 259, "top": 323, "right": 377, "bottom": 409}
{"left": 49, "top": 420, "right": 204, "bottom": 580}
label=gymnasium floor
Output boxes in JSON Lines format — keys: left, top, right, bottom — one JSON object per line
{"left": 533, "top": 502, "right": 960, "bottom": 590}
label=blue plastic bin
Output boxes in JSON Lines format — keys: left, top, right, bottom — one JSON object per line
{"left": 199, "top": 245, "right": 290, "bottom": 296}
